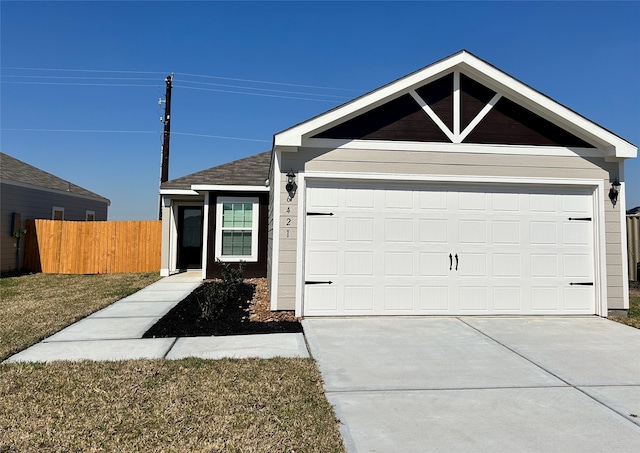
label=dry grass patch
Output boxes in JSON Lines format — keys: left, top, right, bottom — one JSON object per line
{"left": 609, "top": 286, "right": 640, "bottom": 329}
{"left": 0, "top": 272, "right": 161, "bottom": 361}
{"left": 0, "top": 358, "right": 345, "bottom": 452}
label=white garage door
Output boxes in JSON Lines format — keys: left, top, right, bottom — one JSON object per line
{"left": 303, "top": 182, "right": 595, "bottom": 316}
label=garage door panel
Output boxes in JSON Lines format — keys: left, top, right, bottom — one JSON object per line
{"left": 345, "top": 218, "right": 374, "bottom": 242}
{"left": 385, "top": 218, "right": 414, "bottom": 242}
{"left": 344, "top": 286, "right": 375, "bottom": 311}
{"left": 563, "top": 222, "right": 590, "bottom": 245}
{"left": 419, "top": 286, "right": 450, "bottom": 311}
{"left": 531, "top": 221, "right": 558, "bottom": 245}
{"left": 564, "top": 287, "right": 593, "bottom": 311}
{"left": 385, "top": 189, "right": 413, "bottom": 209}
{"left": 459, "top": 286, "right": 488, "bottom": 311}
{"left": 492, "top": 287, "right": 522, "bottom": 311}
{"left": 420, "top": 252, "right": 449, "bottom": 277}
{"left": 345, "top": 252, "right": 374, "bottom": 275}
{"left": 563, "top": 254, "right": 592, "bottom": 279}
{"left": 492, "top": 220, "right": 521, "bottom": 244}
{"left": 307, "top": 251, "right": 338, "bottom": 276}
{"left": 531, "top": 254, "right": 559, "bottom": 278}
{"left": 458, "top": 253, "right": 487, "bottom": 277}
{"left": 419, "top": 219, "right": 448, "bottom": 243}
{"left": 384, "top": 287, "right": 414, "bottom": 310}
{"left": 304, "top": 183, "right": 595, "bottom": 316}
{"left": 493, "top": 254, "right": 521, "bottom": 277}
{"left": 385, "top": 252, "right": 414, "bottom": 276}
{"left": 531, "top": 287, "right": 560, "bottom": 311}
{"left": 345, "top": 188, "right": 374, "bottom": 208}
{"left": 459, "top": 220, "right": 487, "bottom": 244}
{"left": 308, "top": 217, "right": 338, "bottom": 241}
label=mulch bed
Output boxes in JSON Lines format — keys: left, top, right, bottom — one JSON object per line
{"left": 143, "top": 278, "right": 302, "bottom": 337}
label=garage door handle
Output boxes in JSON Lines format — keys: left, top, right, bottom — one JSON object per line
{"left": 570, "top": 282, "right": 593, "bottom": 286}
{"left": 305, "top": 281, "right": 334, "bottom": 285}
{"left": 455, "top": 254, "right": 459, "bottom": 271}
{"left": 449, "top": 254, "right": 453, "bottom": 270}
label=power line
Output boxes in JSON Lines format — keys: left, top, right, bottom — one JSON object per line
{"left": 177, "top": 79, "right": 350, "bottom": 99}
{"left": 2, "top": 81, "right": 160, "bottom": 88}
{"left": 1, "top": 66, "right": 166, "bottom": 75}
{"left": 1, "top": 128, "right": 270, "bottom": 142}
{"left": 174, "top": 71, "right": 361, "bottom": 92}
{"left": 173, "top": 132, "right": 270, "bottom": 143}
{"left": 2, "top": 66, "right": 361, "bottom": 92}
{"left": 174, "top": 84, "right": 340, "bottom": 102}
{"left": 3, "top": 75, "right": 159, "bottom": 81}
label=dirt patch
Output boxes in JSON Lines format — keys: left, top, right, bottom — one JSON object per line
{"left": 143, "top": 278, "right": 301, "bottom": 337}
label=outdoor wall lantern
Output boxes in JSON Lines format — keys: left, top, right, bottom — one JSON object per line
{"left": 285, "top": 169, "right": 297, "bottom": 197}
{"left": 608, "top": 178, "right": 621, "bottom": 207}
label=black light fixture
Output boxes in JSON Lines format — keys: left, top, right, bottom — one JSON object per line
{"left": 285, "top": 169, "right": 296, "bottom": 194}
{"left": 608, "top": 178, "right": 621, "bottom": 207}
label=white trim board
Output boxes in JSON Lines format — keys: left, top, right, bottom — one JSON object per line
{"left": 301, "top": 138, "right": 605, "bottom": 158}
{"left": 191, "top": 184, "right": 269, "bottom": 192}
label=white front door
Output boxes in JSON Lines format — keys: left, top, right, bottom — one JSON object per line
{"left": 303, "top": 182, "right": 595, "bottom": 316}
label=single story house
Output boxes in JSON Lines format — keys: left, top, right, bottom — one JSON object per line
{"left": 1, "top": 152, "right": 110, "bottom": 272}
{"left": 160, "top": 50, "right": 637, "bottom": 317}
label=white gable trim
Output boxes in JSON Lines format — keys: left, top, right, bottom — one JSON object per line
{"left": 302, "top": 138, "right": 605, "bottom": 158}
{"left": 409, "top": 91, "right": 455, "bottom": 142}
{"left": 274, "top": 51, "right": 636, "bottom": 159}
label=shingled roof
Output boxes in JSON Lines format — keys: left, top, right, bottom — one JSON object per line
{"left": 0, "top": 152, "right": 110, "bottom": 203}
{"left": 161, "top": 151, "right": 272, "bottom": 190}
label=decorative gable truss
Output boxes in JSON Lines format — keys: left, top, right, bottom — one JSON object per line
{"left": 313, "top": 71, "right": 594, "bottom": 148}
{"left": 275, "top": 51, "right": 635, "bottom": 159}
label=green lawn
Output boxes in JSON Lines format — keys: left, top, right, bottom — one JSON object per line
{"left": 0, "top": 272, "right": 162, "bottom": 361}
{"left": 0, "top": 273, "right": 345, "bottom": 452}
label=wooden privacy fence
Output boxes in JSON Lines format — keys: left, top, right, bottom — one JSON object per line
{"left": 24, "top": 219, "right": 162, "bottom": 274}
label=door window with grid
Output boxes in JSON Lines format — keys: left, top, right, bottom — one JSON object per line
{"left": 215, "top": 197, "right": 259, "bottom": 262}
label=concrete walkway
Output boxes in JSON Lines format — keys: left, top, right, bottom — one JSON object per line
{"left": 304, "top": 317, "right": 640, "bottom": 453}
{"left": 5, "top": 271, "right": 308, "bottom": 363}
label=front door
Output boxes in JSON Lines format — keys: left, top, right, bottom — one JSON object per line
{"left": 177, "top": 206, "right": 203, "bottom": 269}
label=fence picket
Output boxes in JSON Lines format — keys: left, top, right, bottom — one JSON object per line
{"left": 23, "top": 220, "right": 161, "bottom": 274}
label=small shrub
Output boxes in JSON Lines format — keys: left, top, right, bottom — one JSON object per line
{"left": 197, "top": 261, "right": 246, "bottom": 320}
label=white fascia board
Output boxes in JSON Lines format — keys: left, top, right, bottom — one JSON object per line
{"left": 303, "top": 138, "right": 604, "bottom": 158}
{"left": 190, "top": 184, "right": 269, "bottom": 192}
{"left": 159, "top": 189, "right": 200, "bottom": 196}
{"left": 458, "top": 55, "right": 637, "bottom": 158}
{"left": 274, "top": 53, "right": 466, "bottom": 148}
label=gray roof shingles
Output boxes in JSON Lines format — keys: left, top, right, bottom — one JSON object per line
{"left": 161, "top": 151, "right": 272, "bottom": 190}
{"left": 0, "top": 152, "right": 110, "bottom": 203}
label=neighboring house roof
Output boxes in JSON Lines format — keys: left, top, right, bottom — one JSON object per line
{"left": 274, "top": 50, "right": 637, "bottom": 159}
{"left": 0, "top": 152, "right": 110, "bottom": 203}
{"left": 160, "top": 151, "right": 272, "bottom": 191}
{"left": 627, "top": 206, "right": 640, "bottom": 215}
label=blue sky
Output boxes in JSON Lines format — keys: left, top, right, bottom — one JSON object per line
{"left": 2, "top": 1, "right": 639, "bottom": 219}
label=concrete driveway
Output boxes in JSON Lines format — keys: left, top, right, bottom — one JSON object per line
{"left": 303, "top": 317, "right": 640, "bottom": 452}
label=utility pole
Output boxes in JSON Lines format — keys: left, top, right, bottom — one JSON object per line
{"left": 158, "top": 74, "right": 173, "bottom": 220}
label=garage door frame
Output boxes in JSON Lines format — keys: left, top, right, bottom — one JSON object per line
{"left": 295, "top": 171, "right": 608, "bottom": 317}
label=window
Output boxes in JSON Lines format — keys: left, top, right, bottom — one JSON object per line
{"left": 86, "top": 210, "right": 96, "bottom": 221}
{"left": 52, "top": 206, "right": 64, "bottom": 220}
{"left": 215, "top": 197, "right": 259, "bottom": 262}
